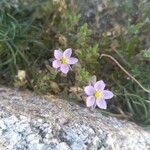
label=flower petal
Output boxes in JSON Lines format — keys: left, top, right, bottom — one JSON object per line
{"left": 103, "top": 90, "right": 113, "bottom": 99}
{"left": 96, "top": 99, "right": 107, "bottom": 109}
{"left": 94, "top": 80, "right": 105, "bottom": 91}
{"left": 54, "top": 50, "right": 63, "bottom": 60}
{"left": 67, "top": 57, "right": 78, "bottom": 64}
{"left": 84, "top": 85, "right": 94, "bottom": 96}
{"left": 60, "top": 64, "right": 69, "bottom": 74}
{"left": 63, "top": 48, "right": 72, "bottom": 58}
{"left": 52, "top": 60, "right": 61, "bottom": 69}
{"left": 86, "top": 96, "right": 95, "bottom": 107}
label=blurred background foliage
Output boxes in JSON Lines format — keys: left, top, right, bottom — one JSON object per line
{"left": 0, "top": 0, "right": 150, "bottom": 127}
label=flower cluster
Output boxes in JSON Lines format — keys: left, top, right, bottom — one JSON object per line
{"left": 51, "top": 48, "right": 113, "bottom": 109}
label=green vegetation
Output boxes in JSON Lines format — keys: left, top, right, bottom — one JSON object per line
{"left": 0, "top": 0, "right": 150, "bottom": 127}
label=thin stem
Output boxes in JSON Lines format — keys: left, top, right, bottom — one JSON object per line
{"left": 100, "top": 54, "right": 150, "bottom": 93}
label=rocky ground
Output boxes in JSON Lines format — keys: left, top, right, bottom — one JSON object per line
{"left": 0, "top": 86, "right": 150, "bottom": 150}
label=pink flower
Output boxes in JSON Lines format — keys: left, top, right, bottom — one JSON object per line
{"left": 84, "top": 80, "right": 113, "bottom": 109}
{"left": 52, "top": 48, "right": 78, "bottom": 74}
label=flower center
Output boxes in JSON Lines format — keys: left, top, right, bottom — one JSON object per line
{"left": 94, "top": 91, "right": 102, "bottom": 99}
{"left": 60, "top": 56, "right": 67, "bottom": 64}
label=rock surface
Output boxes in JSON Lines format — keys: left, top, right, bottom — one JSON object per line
{"left": 80, "top": 0, "right": 150, "bottom": 48}
{"left": 81, "top": 0, "right": 148, "bottom": 29}
{"left": 0, "top": 86, "right": 150, "bottom": 150}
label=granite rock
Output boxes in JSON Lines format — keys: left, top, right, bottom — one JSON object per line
{"left": 0, "top": 86, "right": 150, "bottom": 150}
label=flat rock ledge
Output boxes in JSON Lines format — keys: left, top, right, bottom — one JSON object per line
{"left": 0, "top": 86, "right": 150, "bottom": 150}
